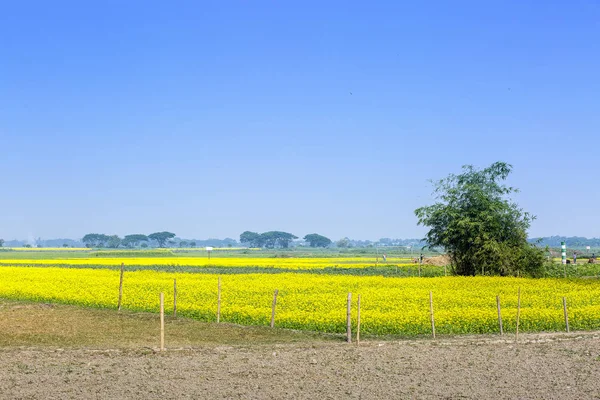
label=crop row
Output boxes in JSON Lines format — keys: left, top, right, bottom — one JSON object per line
{"left": 1, "top": 266, "right": 599, "bottom": 335}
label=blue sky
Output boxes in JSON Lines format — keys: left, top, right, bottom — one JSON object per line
{"left": 1, "top": 1, "right": 599, "bottom": 241}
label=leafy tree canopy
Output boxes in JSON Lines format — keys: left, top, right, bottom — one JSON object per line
{"left": 122, "top": 234, "right": 149, "bottom": 248}
{"left": 415, "top": 162, "right": 546, "bottom": 277}
{"left": 240, "top": 231, "right": 263, "bottom": 248}
{"left": 260, "top": 231, "right": 298, "bottom": 248}
{"left": 240, "top": 231, "right": 298, "bottom": 248}
{"left": 82, "top": 233, "right": 110, "bottom": 248}
{"left": 106, "top": 235, "right": 121, "bottom": 248}
{"left": 304, "top": 233, "right": 332, "bottom": 248}
{"left": 148, "top": 231, "right": 176, "bottom": 247}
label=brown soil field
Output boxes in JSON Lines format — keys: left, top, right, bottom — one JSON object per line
{"left": 1, "top": 301, "right": 600, "bottom": 399}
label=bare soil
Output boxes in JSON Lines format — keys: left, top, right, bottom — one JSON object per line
{"left": 1, "top": 301, "right": 600, "bottom": 399}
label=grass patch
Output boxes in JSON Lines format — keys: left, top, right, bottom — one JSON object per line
{"left": 0, "top": 299, "right": 337, "bottom": 349}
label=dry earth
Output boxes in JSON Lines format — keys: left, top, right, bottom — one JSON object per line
{"left": 2, "top": 333, "right": 600, "bottom": 399}
{"left": 1, "top": 302, "right": 600, "bottom": 399}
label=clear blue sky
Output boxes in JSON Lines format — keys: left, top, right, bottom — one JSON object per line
{"left": 1, "top": 1, "right": 599, "bottom": 241}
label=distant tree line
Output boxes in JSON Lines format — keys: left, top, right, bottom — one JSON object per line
{"left": 528, "top": 236, "right": 600, "bottom": 249}
{"left": 82, "top": 232, "right": 177, "bottom": 248}
{"left": 239, "top": 231, "right": 334, "bottom": 248}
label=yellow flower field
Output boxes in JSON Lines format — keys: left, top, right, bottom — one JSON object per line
{"left": 1, "top": 266, "right": 598, "bottom": 335}
{"left": 0, "top": 256, "right": 416, "bottom": 270}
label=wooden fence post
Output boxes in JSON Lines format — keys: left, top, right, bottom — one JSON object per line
{"left": 516, "top": 287, "right": 521, "bottom": 341}
{"left": 160, "top": 292, "right": 165, "bottom": 351}
{"left": 270, "top": 289, "right": 279, "bottom": 328}
{"left": 563, "top": 297, "right": 570, "bottom": 333}
{"left": 117, "top": 263, "right": 124, "bottom": 311}
{"left": 357, "top": 294, "right": 361, "bottom": 345}
{"left": 496, "top": 295, "right": 503, "bottom": 335}
{"left": 173, "top": 279, "right": 177, "bottom": 318}
{"left": 346, "top": 293, "right": 352, "bottom": 343}
{"left": 217, "top": 276, "right": 221, "bottom": 323}
{"left": 429, "top": 291, "right": 436, "bottom": 338}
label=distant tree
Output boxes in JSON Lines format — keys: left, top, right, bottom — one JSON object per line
{"left": 415, "top": 162, "right": 546, "bottom": 277}
{"left": 260, "top": 231, "right": 298, "bottom": 248}
{"left": 336, "top": 238, "right": 350, "bottom": 248}
{"left": 62, "top": 243, "right": 69, "bottom": 248}
{"left": 304, "top": 234, "right": 332, "bottom": 248}
{"left": 141, "top": 243, "right": 148, "bottom": 248}
{"left": 148, "top": 231, "right": 176, "bottom": 248}
{"left": 82, "top": 233, "right": 110, "bottom": 248}
{"left": 179, "top": 241, "right": 188, "bottom": 248}
{"left": 240, "top": 231, "right": 263, "bottom": 247}
{"left": 0, "top": 239, "right": 4, "bottom": 247}
{"left": 122, "top": 234, "right": 149, "bottom": 248}
{"left": 190, "top": 241, "right": 197, "bottom": 248}
{"left": 106, "top": 235, "right": 121, "bottom": 248}
{"left": 24, "top": 244, "right": 32, "bottom": 248}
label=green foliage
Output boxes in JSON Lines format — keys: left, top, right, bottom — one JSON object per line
{"left": 82, "top": 233, "right": 110, "bottom": 248}
{"left": 415, "top": 162, "right": 546, "bottom": 277}
{"left": 304, "top": 233, "right": 332, "bottom": 248}
{"left": 106, "top": 235, "right": 121, "bottom": 248}
{"left": 122, "top": 234, "right": 148, "bottom": 248}
{"left": 0, "top": 239, "right": 4, "bottom": 247}
{"left": 240, "top": 231, "right": 262, "bottom": 247}
{"left": 260, "top": 231, "right": 298, "bottom": 248}
{"left": 148, "top": 231, "right": 176, "bottom": 247}
{"left": 240, "top": 231, "right": 298, "bottom": 248}
{"left": 336, "top": 238, "right": 351, "bottom": 248}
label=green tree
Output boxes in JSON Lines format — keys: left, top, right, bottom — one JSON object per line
{"left": 336, "top": 237, "right": 351, "bottom": 248}
{"left": 82, "top": 233, "right": 110, "bottom": 248}
{"left": 260, "top": 231, "right": 298, "bottom": 248}
{"left": 106, "top": 235, "right": 121, "bottom": 248}
{"left": 148, "top": 231, "right": 176, "bottom": 248}
{"left": 240, "top": 231, "right": 263, "bottom": 247}
{"left": 415, "top": 162, "right": 546, "bottom": 277}
{"left": 179, "top": 241, "right": 188, "bottom": 248}
{"left": 190, "top": 241, "right": 197, "bottom": 248}
{"left": 0, "top": 239, "right": 4, "bottom": 247}
{"left": 304, "top": 233, "right": 332, "bottom": 248}
{"left": 122, "top": 234, "right": 149, "bottom": 248}
{"left": 62, "top": 243, "right": 69, "bottom": 248}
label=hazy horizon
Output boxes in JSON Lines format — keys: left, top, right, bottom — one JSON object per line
{"left": 2, "top": 1, "right": 599, "bottom": 240}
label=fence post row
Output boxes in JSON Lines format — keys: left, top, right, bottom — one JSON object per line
{"left": 346, "top": 293, "right": 352, "bottom": 343}
{"left": 217, "top": 276, "right": 221, "bottom": 323}
{"left": 516, "top": 287, "right": 521, "bottom": 341}
{"left": 496, "top": 295, "right": 503, "bottom": 335}
{"left": 173, "top": 279, "right": 177, "bottom": 317}
{"left": 356, "top": 294, "right": 361, "bottom": 345}
{"left": 270, "top": 289, "right": 279, "bottom": 328}
{"left": 160, "top": 292, "right": 165, "bottom": 351}
{"left": 117, "top": 262, "right": 125, "bottom": 311}
{"left": 563, "top": 297, "right": 570, "bottom": 333}
{"left": 429, "top": 291, "right": 436, "bottom": 339}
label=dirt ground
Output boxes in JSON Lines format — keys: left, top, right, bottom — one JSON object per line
{"left": 1, "top": 333, "right": 599, "bottom": 399}
{"left": 1, "top": 301, "right": 600, "bottom": 399}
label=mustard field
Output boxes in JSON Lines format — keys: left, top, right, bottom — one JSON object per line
{"left": 1, "top": 265, "right": 599, "bottom": 335}
{"left": 0, "top": 256, "right": 416, "bottom": 270}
